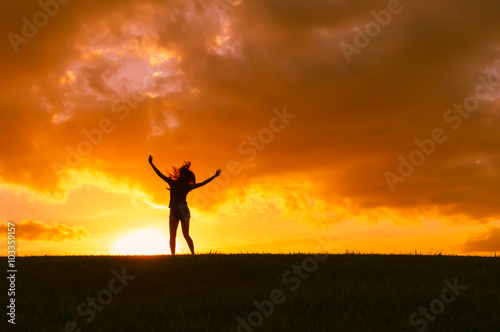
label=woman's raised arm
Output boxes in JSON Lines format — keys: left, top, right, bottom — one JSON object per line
{"left": 191, "top": 169, "right": 221, "bottom": 189}
{"left": 148, "top": 155, "right": 171, "bottom": 183}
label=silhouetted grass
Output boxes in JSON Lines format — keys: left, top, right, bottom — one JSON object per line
{"left": 2, "top": 253, "right": 499, "bottom": 331}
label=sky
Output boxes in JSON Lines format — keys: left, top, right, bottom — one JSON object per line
{"left": 1, "top": 0, "right": 500, "bottom": 256}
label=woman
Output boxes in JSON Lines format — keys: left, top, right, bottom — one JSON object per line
{"left": 148, "top": 155, "right": 221, "bottom": 255}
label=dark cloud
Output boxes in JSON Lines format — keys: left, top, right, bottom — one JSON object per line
{"left": 1, "top": 219, "right": 88, "bottom": 242}
{"left": 1, "top": 0, "right": 500, "bottom": 225}
{"left": 462, "top": 227, "right": 500, "bottom": 253}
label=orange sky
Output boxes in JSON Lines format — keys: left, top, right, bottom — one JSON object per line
{"left": 1, "top": 0, "right": 500, "bottom": 256}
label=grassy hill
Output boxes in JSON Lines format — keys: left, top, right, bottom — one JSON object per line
{"left": 3, "top": 253, "right": 499, "bottom": 331}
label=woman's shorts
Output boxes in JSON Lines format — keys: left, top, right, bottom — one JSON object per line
{"left": 170, "top": 202, "right": 190, "bottom": 220}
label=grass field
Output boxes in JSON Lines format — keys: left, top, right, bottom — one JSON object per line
{"left": 2, "top": 253, "right": 499, "bottom": 331}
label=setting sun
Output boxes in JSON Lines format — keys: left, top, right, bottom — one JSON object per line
{"left": 113, "top": 228, "right": 170, "bottom": 255}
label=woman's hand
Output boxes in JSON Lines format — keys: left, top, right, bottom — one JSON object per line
{"left": 215, "top": 169, "right": 222, "bottom": 177}
{"left": 148, "top": 155, "right": 153, "bottom": 164}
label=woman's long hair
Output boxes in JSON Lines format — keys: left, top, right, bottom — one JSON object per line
{"left": 167, "top": 161, "right": 196, "bottom": 190}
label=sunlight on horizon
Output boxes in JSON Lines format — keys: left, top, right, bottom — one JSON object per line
{"left": 112, "top": 228, "right": 171, "bottom": 255}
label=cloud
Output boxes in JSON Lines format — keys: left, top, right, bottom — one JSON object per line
{"left": 462, "top": 227, "right": 500, "bottom": 253}
{"left": 2, "top": 219, "right": 89, "bottom": 242}
{"left": 1, "top": 0, "right": 500, "bottom": 227}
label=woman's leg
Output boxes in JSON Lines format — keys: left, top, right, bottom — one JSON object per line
{"left": 169, "top": 217, "right": 180, "bottom": 255}
{"left": 180, "top": 218, "right": 194, "bottom": 254}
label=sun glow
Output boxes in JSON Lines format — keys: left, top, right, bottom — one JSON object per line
{"left": 113, "top": 228, "right": 170, "bottom": 255}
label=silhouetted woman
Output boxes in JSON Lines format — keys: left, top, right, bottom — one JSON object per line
{"left": 148, "top": 155, "right": 221, "bottom": 255}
